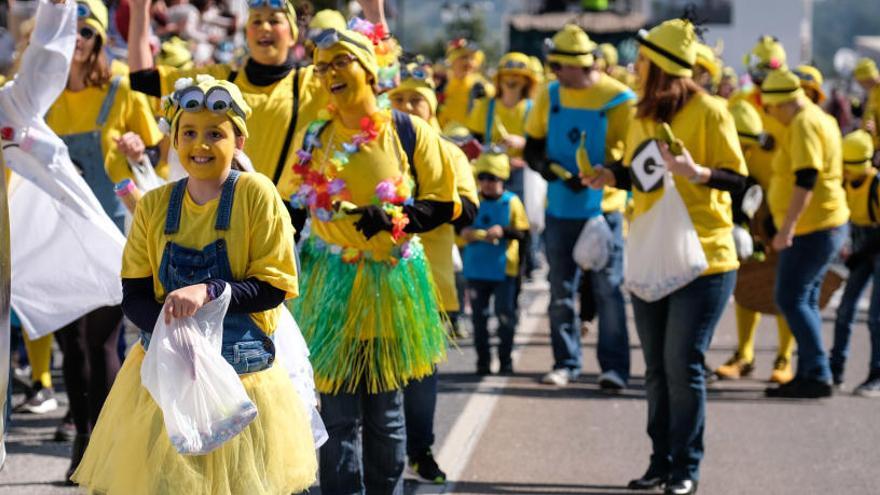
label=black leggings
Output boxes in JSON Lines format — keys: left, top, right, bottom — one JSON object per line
{"left": 56, "top": 306, "right": 123, "bottom": 434}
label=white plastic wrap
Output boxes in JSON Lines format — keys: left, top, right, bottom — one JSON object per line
{"left": 141, "top": 285, "right": 258, "bottom": 455}
{"left": 523, "top": 166, "right": 547, "bottom": 235}
{"left": 624, "top": 173, "right": 708, "bottom": 302}
{"left": 572, "top": 214, "right": 613, "bottom": 271}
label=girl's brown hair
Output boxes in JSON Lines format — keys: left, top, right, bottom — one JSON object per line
{"left": 80, "top": 36, "right": 112, "bottom": 88}
{"left": 636, "top": 58, "right": 704, "bottom": 122}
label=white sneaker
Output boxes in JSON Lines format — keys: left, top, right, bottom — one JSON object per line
{"left": 541, "top": 369, "right": 570, "bottom": 386}
{"left": 598, "top": 370, "right": 626, "bottom": 392}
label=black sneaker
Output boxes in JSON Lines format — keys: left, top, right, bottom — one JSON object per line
{"left": 409, "top": 450, "right": 446, "bottom": 484}
{"left": 627, "top": 466, "right": 668, "bottom": 490}
{"left": 498, "top": 362, "right": 514, "bottom": 375}
{"left": 853, "top": 370, "right": 880, "bottom": 398}
{"left": 765, "top": 377, "right": 833, "bottom": 399}
{"left": 665, "top": 479, "right": 698, "bottom": 494}
{"left": 476, "top": 363, "right": 491, "bottom": 376}
{"left": 54, "top": 411, "right": 76, "bottom": 442}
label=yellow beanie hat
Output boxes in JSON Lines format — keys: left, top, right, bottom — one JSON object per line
{"left": 636, "top": 19, "right": 697, "bottom": 78}
{"left": 474, "top": 150, "right": 510, "bottom": 181}
{"left": 249, "top": 0, "right": 298, "bottom": 40}
{"left": 694, "top": 42, "right": 721, "bottom": 81}
{"left": 156, "top": 37, "right": 193, "bottom": 71}
{"left": 546, "top": 24, "right": 596, "bottom": 68}
{"left": 854, "top": 58, "right": 880, "bottom": 82}
{"left": 843, "top": 130, "right": 875, "bottom": 170}
{"left": 760, "top": 68, "right": 804, "bottom": 105}
{"left": 313, "top": 28, "right": 379, "bottom": 84}
{"left": 794, "top": 64, "right": 825, "bottom": 104}
{"left": 77, "top": 0, "right": 108, "bottom": 40}
{"left": 446, "top": 38, "right": 484, "bottom": 67}
{"left": 166, "top": 75, "right": 252, "bottom": 139}
{"left": 389, "top": 63, "right": 438, "bottom": 116}
{"left": 729, "top": 100, "right": 763, "bottom": 145}
{"left": 309, "top": 9, "right": 346, "bottom": 31}
{"left": 744, "top": 35, "right": 786, "bottom": 71}
{"left": 495, "top": 52, "right": 537, "bottom": 87}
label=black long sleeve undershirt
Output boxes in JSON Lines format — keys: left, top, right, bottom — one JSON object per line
{"left": 502, "top": 227, "right": 527, "bottom": 241}
{"left": 606, "top": 162, "right": 746, "bottom": 192}
{"left": 403, "top": 200, "right": 456, "bottom": 233}
{"left": 121, "top": 276, "right": 286, "bottom": 333}
{"left": 524, "top": 137, "right": 552, "bottom": 179}
{"left": 129, "top": 69, "right": 162, "bottom": 98}
{"left": 452, "top": 197, "right": 478, "bottom": 233}
{"left": 794, "top": 169, "right": 819, "bottom": 190}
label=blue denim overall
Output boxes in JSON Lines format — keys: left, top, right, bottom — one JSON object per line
{"left": 484, "top": 98, "right": 532, "bottom": 199}
{"left": 140, "top": 170, "right": 276, "bottom": 375}
{"left": 463, "top": 191, "right": 513, "bottom": 282}
{"left": 58, "top": 76, "right": 127, "bottom": 232}
{"left": 543, "top": 81, "right": 634, "bottom": 379}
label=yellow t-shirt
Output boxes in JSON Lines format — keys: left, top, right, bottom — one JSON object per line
{"left": 121, "top": 172, "right": 298, "bottom": 335}
{"left": 466, "top": 97, "right": 530, "bottom": 158}
{"left": 421, "top": 138, "right": 480, "bottom": 312}
{"left": 504, "top": 194, "right": 530, "bottom": 276}
{"left": 47, "top": 77, "right": 163, "bottom": 184}
{"left": 863, "top": 84, "right": 880, "bottom": 149}
{"left": 624, "top": 92, "right": 747, "bottom": 276}
{"left": 769, "top": 101, "right": 849, "bottom": 235}
{"left": 278, "top": 111, "right": 458, "bottom": 261}
{"left": 438, "top": 73, "right": 494, "bottom": 128}
{"left": 845, "top": 167, "right": 879, "bottom": 227}
{"left": 157, "top": 62, "right": 327, "bottom": 181}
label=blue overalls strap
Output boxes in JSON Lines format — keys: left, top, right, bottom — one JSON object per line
{"left": 96, "top": 76, "right": 122, "bottom": 127}
{"left": 484, "top": 98, "right": 496, "bottom": 145}
{"left": 524, "top": 98, "right": 533, "bottom": 119}
{"left": 214, "top": 170, "right": 241, "bottom": 231}
{"left": 391, "top": 109, "right": 419, "bottom": 196}
{"left": 548, "top": 81, "right": 561, "bottom": 115}
{"left": 599, "top": 89, "right": 637, "bottom": 112}
{"left": 164, "top": 179, "right": 188, "bottom": 235}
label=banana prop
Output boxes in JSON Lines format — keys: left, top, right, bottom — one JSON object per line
{"left": 472, "top": 229, "right": 500, "bottom": 245}
{"left": 575, "top": 131, "right": 596, "bottom": 177}
{"left": 549, "top": 163, "right": 573, "bottom": 180}
{"left": 657, "top": 122, "right": 684, "bottom": 155}
{"left": 332, "top": 200, "right": 361, "bottom": 219}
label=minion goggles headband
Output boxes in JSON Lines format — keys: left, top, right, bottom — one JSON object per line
{"left": 248, "top": 0, "right": 288, "bottom": 10}
{"left": 636, "top": 29, "right": 693, "bottom": 70}
{"left": 311, "top": 28, "right": 369, "bottom": 52}
{"left": 400, "top": 65, "right": 430, "bottom": 81}
{"left": 173, "top": 86, "right": 247, "bottom": 119}
{"left": 500, "top": 59, "right": 528, "bottom": 70}
{"left": 76, "top": 2, "right": 92, "bottom": 19}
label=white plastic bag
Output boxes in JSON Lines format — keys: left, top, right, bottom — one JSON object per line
{"left": 128, "top": 157, "right": 165, "bottom": 192}
{"left": 573, "top": 215, "right": 613, "bottom": 271}
{"left": 523, "top": 166, "right": 547, "bottom": 235}
{"left": 141, "top": 285, "right": 258, "bottom": 455}
{"left": 624, "top": 173, "right": 708, "bottom": 302}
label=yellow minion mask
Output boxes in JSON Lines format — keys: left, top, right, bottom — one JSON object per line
{"left": 165, "top": 75, "right": 252, "bottom": 140}
{"left": 854, "top": 58, "right": 879, "bottom": 82}
{"left": 636, "top": 19, "right": 697, "bottom": 78}
{"left": 474, "top": 150, "right": 511, "bottom": 181}
{"left": 546, "top": 24, "right": 595, "bottom": 68}
{"left": 77, "top": 0, "right": 108, "bottom": 40}
{"left": 794, "top": 64, "right": 825, "bottom": 104}
{"left": 760, "top": 68, "right": 804, "bottom": 105}
{"left": 843, "top": 130, "right": 874, "bottom": 172}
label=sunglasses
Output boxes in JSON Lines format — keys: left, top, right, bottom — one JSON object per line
{"left": 78, "top": 26, "right": 97, "bottom": 40}
{"left": 174, "top": 86, "right": 246, "bottom": 118}
{"left": 477, "top": 173, "right": 502, "bottom": 182}
{"left": 314, "top": 54, "right": 358, "bottom": 76}
{"left": 248, "top": 0, "right": 286, "bottom": 9}
{"left": 311, "top": 28, "right": 369, "bottom": 52}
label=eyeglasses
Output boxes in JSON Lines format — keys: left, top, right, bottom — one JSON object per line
{"left": 314, "top": 54, "right": 358, "bottom": 76}
{"left": 311, "top": 28, "right": 369, "bottom": 52}
{"left": 476, "top": 173, "right": 502, "bottom": 182}
{"left": 76, "top": 2, "right": 90, "bottom": 19}
{"left": 78, "top": 26, "right": 96, "bottom": 40}
{"left": 248, "top": 0, "right": 286, "bottom": 9}
{"left": 174, "top": 86, "right": 247, "bottom": 118}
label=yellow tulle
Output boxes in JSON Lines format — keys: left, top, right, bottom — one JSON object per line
{"left": 72, "top": 344, "right": 317, "bottom": 495}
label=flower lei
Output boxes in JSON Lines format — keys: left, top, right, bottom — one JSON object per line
{"left": 347, "top": 17, "right": 401, "bottom": 90}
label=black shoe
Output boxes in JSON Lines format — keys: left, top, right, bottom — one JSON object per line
{"left": 498, "top": 362, "right": 514, "bottom": 375}
{"left": 665, "top": 479, "right": 698, "bottom": 494}
{"left": 765, "top": 377, "right": 833, "bottom": 398}
{"left": 65, "top": 434, "right": 89, "bottom": 485}
{"left": 409, "top": 449, "right": 446, "bottom": 484}
{"left": 476, "top": 363, "right": 491, "bottom": 376}
{"left": 628, "top": 467, "right": 668, "bottom": 490}
{"left": 54, "top": 411, "right": 76, "bottom": 442}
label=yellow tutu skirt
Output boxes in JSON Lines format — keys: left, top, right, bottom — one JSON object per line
{"left": 72, "top": 344, "right": 318, "bottom": 494}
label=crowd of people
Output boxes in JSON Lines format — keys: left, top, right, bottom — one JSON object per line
{"left": 3, "top": 0, "right": 880, "bottom": 494}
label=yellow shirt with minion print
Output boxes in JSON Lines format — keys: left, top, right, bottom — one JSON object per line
{"left": 47, "top": 77, "right": 163, "bottom": 184}
{"left": 121, "top": 172, "right": 299, "bottom": 335}
{"left": 768, "top": 101, "right": 849, "bottom": 235}
{"left": 439, "top": 73, "right": 494, "bottom": 128}
{"left": 156, "top": 63, "right": 328, "bottom": 182}
{"left": 624, "top": 91, "right": 747, "bottom": 276}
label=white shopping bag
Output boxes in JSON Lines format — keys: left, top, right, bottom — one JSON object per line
{"left": 624, "top": 173, "right": 708, "bottom": 302}
{"left": 141, "top": 285, "right": 258, "bottom": 455}
{"left": 128, "top": 157, "right": 165, "bottom": 192}
{"left": 523, "top": 167, "right": 547, "bottom": 235}
{"left": 573, "top": 214, "right": 613, "bottom": 271}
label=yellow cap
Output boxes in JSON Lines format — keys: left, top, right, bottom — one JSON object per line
{"left": 309, "top": 9, "right": 346, "bottom": 31}
{"left": 77, "top": 0, "right": 108, "bottom": 40}
{"left": 636, "top": 19, "right": 697, "bottom": 77}
{"left": 760, "top": 68, "right": 804, "bottom": 105}
{"left": 249, "top": 0, "right": 298, "bottom": 40}
{"left": 843, "top": 129, "right": 874, "bottom": 169}
{"left": 794, "top": 64, "right": 825, "bottom": 104}
{"left": 744, "top": 35, "right": 786, "bottom": 70}
{"left": 597, "top": 43, "right": 618, "bottom": 67}
{"left": 854, "top": 58, "right": 880, "bottom": 81}
{"left": 389, "top": 63, "right": 438, "bottom": 116}
{"left": 314, "top": 28, "right": 379, "bottom": 84}
{"left": 446, "top": 38, "right": 484, "bottom": 67}
{"left": 729, "top": 100, "right": 763, "bottom": 145}
{"left": 156, "top": 37, "right": 193, "bottom": 71}
{"left": 166, "top": 75, "right": 252, "bottom": 139}
{"left": 474, "top": 151, "right": 510, "bottom": 180}
{"left": 694, "top": 42, "right": 721, "bottom": 80}
{"left": 546, "top": 25, "right": 596, "bottom": 68}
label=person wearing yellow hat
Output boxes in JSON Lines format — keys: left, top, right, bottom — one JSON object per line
{"left": 693, "top": 42, "right": 721, "bottom": 92}
{"left": 830, "top": 129, "right": 880, "bottom": 397}
{"left": 461, "top": 149, "right": 529, "bottom": 373}
{"left": 279, "top": 27, "right": 457, "bottom": 493}
{"left": 794, "top": 64, "right": 826, "bottom": 105}
{"left": 760, "top": 68, "right": 849, "bottom": 399}
{"left": 389, "top": 62, "right": 479, "bottom": 484}
{"left": 437, "top": 37, "right": 494, "bottom": 128}
{"left": 585, "top": 17, "right": 748, "bottom": 493}
{"left": 71, "top": 75, "right": 319, "bottom": 493}
{"left": 524, "top": 23, "right": 635, "bottom": 392}
{"left": 854, "top": 58, "right": 880, "bottom": 151}
{"left": 715, "top": 100, "right": 796, "bottom": 385}
{"left": 595, "top": 42, "right": 636, "bottom": 89}
{"left": 717, "top": 65, "right": 737, "bottom": 99}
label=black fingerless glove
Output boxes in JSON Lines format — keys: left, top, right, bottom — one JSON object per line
{"left": 353, "top": 205, "right": 393, "bottom": 240}
{"left": 563, "top": 176, "right": 587, "bottom": 192}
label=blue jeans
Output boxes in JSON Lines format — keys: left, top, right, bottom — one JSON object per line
{"left": 775, "top": 226, "right": 846, "bottom": 382}
{"left": 544, "top": 212, "right": 630, "bottom": 380}
{"left": 469, "top": 277, "right": 518, "bottom": 367}
{"left": 319, "top": 387, "right": 406, "bottom": 495}
{"left": 403, "top": 368, "right": 437, "bottom": 458}
{"left": 831, "top": 245, "right": 880, "bottom": 380}
{"left": 632, "top": 270, "right": 736, "bottom": 482}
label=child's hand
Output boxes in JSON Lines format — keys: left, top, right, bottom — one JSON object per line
{"left": 460, "top": 227, "right": 477, "bottom": 242}
{"left": 486, "top": 225, "right": 504, "bottom": 241}
{"left": 510, "top": 157, "right": 527, "bottom": 170}
{"left": 164, "top": 284, "right": 210, "bottom": 324}
{"left": 116, "top": 132, "right": 146, "bottom": 163}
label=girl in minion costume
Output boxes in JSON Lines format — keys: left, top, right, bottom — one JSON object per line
{"left": 278, "top": 28, "right": 456, "bottom": 493}
{"left": 437, "top": 38, "right": 494, "bottom": 128}
{"left": 71, "top": 76, "right": 318, "bottom": 494}
{"left": 831, "top": 130, "right": 880, "bottom": 396}
{"left": 586, "top": 18, "right": 748, "bottom": 493}
{"left": 761, "top": 68, "right": 849, "bottom": 399}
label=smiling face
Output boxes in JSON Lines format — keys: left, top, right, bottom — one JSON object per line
{"left": 175, "top": 111, "right": 244, "bottom": 181}
{"left": 499, "top": 74, "right": 528, "bottom": 99}
{"left": 73, "top": 20, "right": 98, "bottom": 65}
{"left": 315, "top": 45, "right": 374, "bottom": 110}
{"left": 246, "top": 7, "right": 294, "bottom": 66}
{"left": 390, "top": 89, "right": 432, "bottom": 121}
